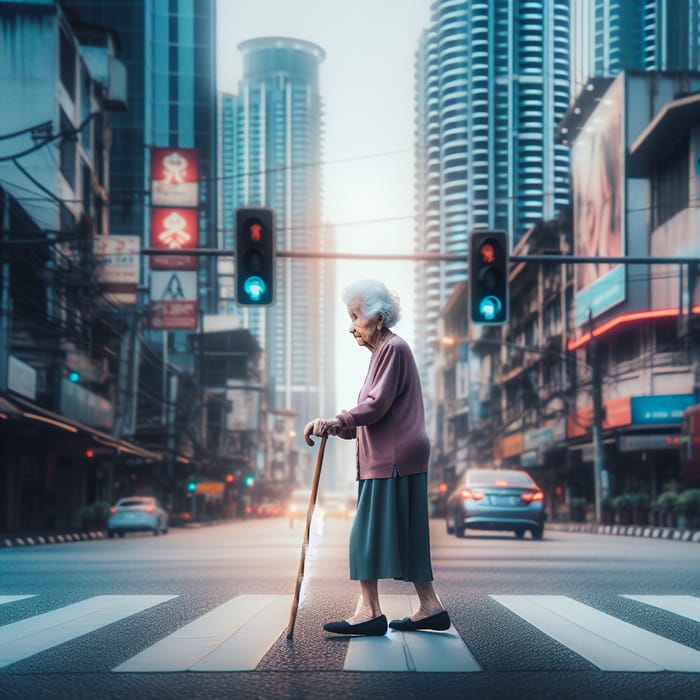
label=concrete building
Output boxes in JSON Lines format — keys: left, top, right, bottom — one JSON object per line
{"left": 0, "top": 0, "right": 156, "bottom": 533}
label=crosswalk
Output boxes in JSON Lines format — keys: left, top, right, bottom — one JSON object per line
{"left": 1, "top": 593, "right": 700, "bottom": 673}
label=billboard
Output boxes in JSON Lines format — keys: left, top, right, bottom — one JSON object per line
{"left": 572, "top": 78, "right": 625, "bottom": 325}
{"left": 150, "top": 207, "right": 199, "bottom": 270}
{"left": 148, "top": 270, "right": 198, "bottom": 330}
{"left": 150, "top": 147, "right": 200, "bottom": 207}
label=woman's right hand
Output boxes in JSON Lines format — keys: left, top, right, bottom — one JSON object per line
{"left": 304, "top": 418, "right": 340, "bottom": 446}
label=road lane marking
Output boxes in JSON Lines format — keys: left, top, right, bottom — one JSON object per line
{"left": 491, "top": 595, "right": 700, "bottom": 672}
{"left": 343, "top": 595, "right": 480, "bottom": 673}
{"left": 0, "top": 595, "right": 177, "bottom": 669}
{"left": 0, "top": 596, "right": 36, "bottom": 605}
{"left": 114, "top": 594, "right": 292, "bottom": 672}
{"left": 622, "top": 595, "right": 700, "bottom": 622}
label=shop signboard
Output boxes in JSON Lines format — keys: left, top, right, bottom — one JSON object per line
{"left": 148, "top": 270, "right": 198, "bottom": 330}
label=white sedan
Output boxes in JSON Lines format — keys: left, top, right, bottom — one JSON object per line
{"left": 107, "top": 497, "right": 169, "bottom": 538}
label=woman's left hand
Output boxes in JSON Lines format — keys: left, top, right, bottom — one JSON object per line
{"left": 304, "top": 418, "right": 340, "bottom": 446}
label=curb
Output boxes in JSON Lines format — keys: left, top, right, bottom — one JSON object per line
{"left": 1, "top": 531, "right": 106, "bottom": 548}
{"left": 548, "top": 522, "right": 700, "bottom": 542}
{"left": 0, "top": 519, "right": 234, "bottom": 548}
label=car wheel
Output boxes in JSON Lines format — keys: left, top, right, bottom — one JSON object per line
{"left": 153, "top": 528, "right": 160, "bottom": 536}
{"left": 531, "top": 526, "right": 544, "bottom": 540}
{"left": 107, "top": 530, "right": 115, "bottom": 539}
{"left": 446, "top": 516, "right": 454, "bottom": 535}
{"left": 118, "top": 531, "right": 125, "bottom": 538}
{"left": 514, "top": 528, "right": 526, "bottom": 539}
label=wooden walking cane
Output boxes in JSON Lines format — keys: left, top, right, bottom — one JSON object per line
{"left": 286, "top": 433, "right": 328, "bottom": 639}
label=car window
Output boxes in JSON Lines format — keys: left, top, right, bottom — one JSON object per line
{"left": 118, "top": 498, "right": 152, "bottom": 507}
{"left": 466, "top": 470, "right": 535, "bottom": 488}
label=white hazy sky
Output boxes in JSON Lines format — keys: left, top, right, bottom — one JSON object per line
{"left": 216, "top": 0, "right": 432, "bottom": 412}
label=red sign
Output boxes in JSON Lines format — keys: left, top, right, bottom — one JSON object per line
{"left": 151, "top": 147, "right": 200, "bottom": 207}
{"left": 150, "top": 207, "right": 199, "bottom": 270}
{"left": 148, "top": 270, "right": 198, "bottom": 330}
{"left": 148, "top": 301, "right": 198, "bottom": 330}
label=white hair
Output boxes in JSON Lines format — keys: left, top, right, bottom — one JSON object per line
{"left": 341, "top": 279, "right": 401, "bottom": 328}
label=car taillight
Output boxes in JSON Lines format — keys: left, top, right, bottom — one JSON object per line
{"left": 461, "top": 488, "right": 485, "bottom": 501}
{"left": 146, "top": 506, "right": 155, "bottom": 513}
{"left": 521, "top": 491, "right": 544, "bottom": 503}
{"left": 109, "top": 507, "right": 117, "bottom": 514}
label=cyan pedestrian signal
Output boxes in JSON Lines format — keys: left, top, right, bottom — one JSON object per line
{"left": 235, "top": 207, "right": 275, "bottom": 305}
{"left": 469, "top": 230, "right": 509, "bottom": 325}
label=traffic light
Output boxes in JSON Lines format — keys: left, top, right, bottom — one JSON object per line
{"left": 187, "top": 479, "right": 197, "bottom": 493}
{"left": 469, "top": 230, "right": 509, "bottom": 325}
{"left": 235, "top": 207, "right": 275, "bottom": 305}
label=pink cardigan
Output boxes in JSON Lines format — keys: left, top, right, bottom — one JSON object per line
{"left": 334, "top": 334, "right": 431, "bottom": 480}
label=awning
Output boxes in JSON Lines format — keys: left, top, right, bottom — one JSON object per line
{"left": 628, "top": 91, "right": 700, "bottom": 177}
{"left": 0, "top": 393, "right": 162, "bottom": 461}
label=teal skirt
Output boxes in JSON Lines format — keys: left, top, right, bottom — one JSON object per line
{"left": 349, "top": 470, "right": 433, "bottom": 582}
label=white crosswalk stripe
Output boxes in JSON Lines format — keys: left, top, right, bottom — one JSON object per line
{"left": 0, "top": 595, "right": 177, "bottom": 669}
{"left": 114, "top": 594, "right": 292, "bottom": 672}
{"left": 344, "top": 595, "right": 480, "bottom": 672}
{"left": 622, "top": 595, "right": 700, "bottom": 623}
{"left": 491, "top": 594, "right": 700, "bottom": 672}
{"left": 0, "top": 596, "right": 35, "bottom": 605}
{"left": 2, "top": 593, "right": 700, "bottom": 673}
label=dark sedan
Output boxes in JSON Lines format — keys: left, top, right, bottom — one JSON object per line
{"left": 446, "top": 468, "right": 545, "bottom": 540}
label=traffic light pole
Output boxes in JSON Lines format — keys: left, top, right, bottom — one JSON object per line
{"left": 142, "top": 249, "right": 700, "bottom": 265}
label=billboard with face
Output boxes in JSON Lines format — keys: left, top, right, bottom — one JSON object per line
{"left": 572, "top": 77, "right": 625, "bottom": 325}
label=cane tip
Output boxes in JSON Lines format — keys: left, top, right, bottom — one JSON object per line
{"left": 286, "top": 631, "right": 294, "bottom": 640}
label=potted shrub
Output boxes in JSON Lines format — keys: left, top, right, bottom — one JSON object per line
{"left": 676, "top": 489, "right": 700, "bottom": 529}
{"left": 654, "top": 491, "right": 679, "bottom": 527}
{"left": 78, "top": 501, "right": 111, "bottom": 530}
{"left": 601, "top": 495, "right": 615, "bottom": 524}
{"left": 630, "top": 493, "right": 651, "bottom": 525}
{"left": 612, "top": 494, "right": 634, "bottom": 525}
{"left": 569, "top": 497, "right": 587, "bottom": 523}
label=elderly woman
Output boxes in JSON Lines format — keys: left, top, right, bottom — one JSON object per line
{"left": 304, "top": 279, "right": 450, "bottom": 636}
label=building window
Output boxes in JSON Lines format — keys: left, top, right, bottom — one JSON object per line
{"left": 59, "top": 109, "right": 76, "bottom": 190}
{"left": 59, "top": 27, "right": 76, "bottom": 100}
{"left": 652, "top": 136, "right": 689, "bottom": 229}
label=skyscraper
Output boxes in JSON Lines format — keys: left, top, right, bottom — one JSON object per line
{"left": 413, "top": 0, "right": 571, "bottom": 385}
{"left": 64, "top": 0, "right": 219, "bottom": 314}
{"left": 221, "top": 37, "right": 333, "bottom": 455}
{"left": 570, "top": 0, "right": 700, "bottom": 91}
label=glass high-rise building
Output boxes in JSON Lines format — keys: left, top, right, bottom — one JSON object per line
{"left": 571, "top": 0, "right": 700, "bottom": 92}
{"left": 413, "top": 0, "right": 571, "bottom": 384}
{"left": 64, "top": 0, "right": 219, "bottom": 313}
{"left": 221, "top": 37, "right": 333, "bottom": 453}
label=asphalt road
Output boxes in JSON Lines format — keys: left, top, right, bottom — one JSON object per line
{"left": 1, "top": 516, "right": 700, "bottom": 699}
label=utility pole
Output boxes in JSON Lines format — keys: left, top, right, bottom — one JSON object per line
{"left": 0, "top": 189, "right": 9, "bottom": 392}
{"left": 589, "top": 312, "right": 606, "bottom": 523}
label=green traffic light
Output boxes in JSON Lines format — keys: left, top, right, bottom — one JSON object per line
{"left": 245, "top": 475, "right": 255, "bottom": 487}
{"left": 479, "top": 295, "right": 503, "bottom": 321}
{"left": 68, "top": 371, "right": 80, "bottom": 382}
{"left": 187, "top": 481, "right": 197, "bottom": 492}
{"left": 243, "top": 276, "right": 267, "bottom": 302}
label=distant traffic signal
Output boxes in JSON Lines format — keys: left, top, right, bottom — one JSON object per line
{"left": 235, "top": 207, "right": 275, "bottom": 305}
{"left": 469, "top": 230, "right": 509, "bottom": 325}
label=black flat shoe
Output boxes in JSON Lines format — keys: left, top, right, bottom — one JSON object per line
{"left": 323, "top": 615, "right": 388, "bottom": 636}
{"left": 389, "top": 610, "right": 450, "bottom": 632}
